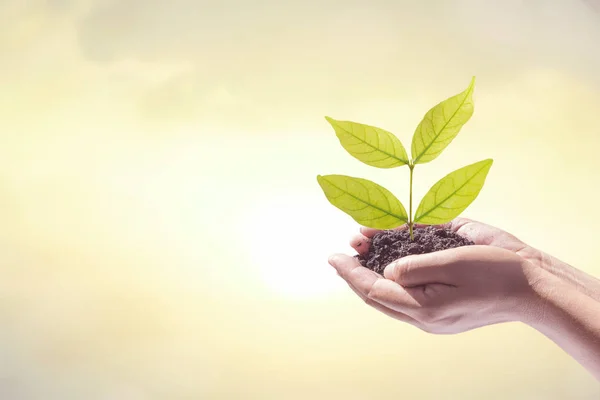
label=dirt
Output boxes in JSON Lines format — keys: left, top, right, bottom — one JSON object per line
{"left": 356, "top": 225, "right": 474, "bottom": 274}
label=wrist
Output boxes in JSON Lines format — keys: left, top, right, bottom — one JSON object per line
{"left": 525, "top": 246, "right": 600, "bottom": 303}
{"left": 514, "top": 260, "right": 559, "bottom": 327}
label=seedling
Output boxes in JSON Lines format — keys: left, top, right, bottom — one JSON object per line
{"left": 317, "top": 77, "right": 492, "bottom": 240}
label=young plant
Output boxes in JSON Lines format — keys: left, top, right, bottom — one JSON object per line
{"left": 317, "top": 77, "right": 492, "bottom": 240}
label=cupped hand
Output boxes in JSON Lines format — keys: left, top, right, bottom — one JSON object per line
{"left": 352, "top": 217, "right": 600, "bottom": 302}
{"left": 351, "top": 217, "right": 534, "bottom": 259}
{"left": 329, "top": 218, "right": 544, "bottom": 334}
{"left": 330, "top": 218, "right": 600, "bottom": 380}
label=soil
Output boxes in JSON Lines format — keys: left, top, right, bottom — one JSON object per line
{"left": 356, "top": 225, "right": 474, "bottom": 274}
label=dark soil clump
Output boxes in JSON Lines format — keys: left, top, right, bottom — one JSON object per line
{"left": 357, "top": 226, "right": 474, "bottom": 274}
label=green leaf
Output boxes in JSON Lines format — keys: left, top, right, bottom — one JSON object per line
{"left": 414, "top": 159, "right": 493, "bottom": 224}
{"left": 325, "top": 116, "right": 409, "bottom": 168}
{"left": 317, "top": 174, "right": 408, "bottom": 229}
{"left": 411, "top": 77, "right": 476, "bottom": 164}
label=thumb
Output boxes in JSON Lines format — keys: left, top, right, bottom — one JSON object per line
{"left": 383, "top": 250, "right": 458, "bottom": 287}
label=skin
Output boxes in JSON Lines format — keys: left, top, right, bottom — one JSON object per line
{"left": 328, "top": 217, "right": 600, "bottom": 381}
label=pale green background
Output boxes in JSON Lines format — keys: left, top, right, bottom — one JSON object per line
{"left": 1, "top": 0, "right": 600, "bottom": 398}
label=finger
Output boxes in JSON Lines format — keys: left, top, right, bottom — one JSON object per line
{"left": 366, "top": 278, "right": 423, "bottom": 317}
{"left": 451, "top": 219, "right": 528, "bottom": 251}
{"left": 446, "top": 217, "right": 475, "bottom": 232}
{"left": 370, "top": 281, "right": 458, "bottom": 327}
{"left": 328, "top": 253, "right": 380, "bottom": 295}
{"left": 383, "top": 249, "right": 463, "bottom": 287}
{"left": 349, "top": 234, "right": 371, "bottom": 255}
{"left": 330, "top": 254, "right": 429, "bottom": 322}
{"left": 344, "top": 281, "right": 420, "bottom": 325}
{"left": 446, "top": 218, "right": 515, "bottom": 247}
{"left": 359, "top": 226, "right": 385, "bottom": 238}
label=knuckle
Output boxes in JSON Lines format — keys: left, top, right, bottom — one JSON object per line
{"left": 365, "top": 282, "right": 381, "bottom": 302}
{"left": 363, "top": 296, "right": 376, "bottom": 307}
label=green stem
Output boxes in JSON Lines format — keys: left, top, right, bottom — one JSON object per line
{"left": 409, "top": 163, "right": 414, "bottom": 240}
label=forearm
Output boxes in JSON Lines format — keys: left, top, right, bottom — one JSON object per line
{"left": 525, "top": 269, "right": 600, "bottom": 381}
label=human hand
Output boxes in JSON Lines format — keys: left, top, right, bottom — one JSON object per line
{"left": 328, "top": 218, "right": 545, "bottom": 334}
{"left": 352, "top": 217, "right": 533, "bottom": 260}
{"left": 329, "top": 245, "right": 541, "bottom": 334}
{"left": 353, "top": 218, "right": 600, "bottom": 303}
{"left": 329, "top": 217, "right": 600, "bottom": 380}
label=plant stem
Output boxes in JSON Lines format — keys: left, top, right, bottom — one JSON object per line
{"left": 409, "top": 163, "right": 414, "bottom": 240}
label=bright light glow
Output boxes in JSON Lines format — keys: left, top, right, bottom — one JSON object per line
{"left": 240, "top": 192, "right": 356, "bottom": 299}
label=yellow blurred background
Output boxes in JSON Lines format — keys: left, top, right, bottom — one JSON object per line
{"left": 1, "top": 0, "right": 600, "bottom": 398}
